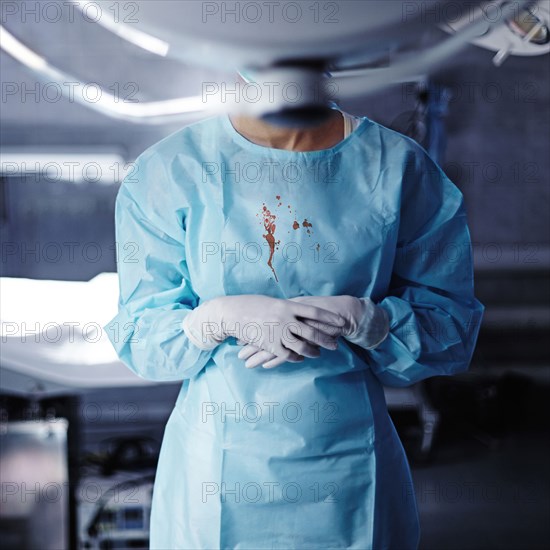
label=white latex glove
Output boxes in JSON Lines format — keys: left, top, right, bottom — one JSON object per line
{"left": 182, "top": 295, "right": 346, "bottom": 364}
{"left": 292, "top": 295, "right": 390, "bottom": 348}
{"left": 238, "top": 295, "right": 390, "bottom": 369}
{"left": 236, "top": 340, "right": 291, "bottom": 369}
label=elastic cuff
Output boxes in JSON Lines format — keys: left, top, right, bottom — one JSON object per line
{"left": 363, "top": 306, "right": 390, "bottom": 350}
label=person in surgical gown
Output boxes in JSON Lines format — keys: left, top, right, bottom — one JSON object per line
{"left": 105, "top": 106, "right": 484, "bottom": 549}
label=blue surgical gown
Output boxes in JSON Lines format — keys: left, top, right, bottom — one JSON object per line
{"left": 105, "top": 115, "right": 484, "bottom": 550}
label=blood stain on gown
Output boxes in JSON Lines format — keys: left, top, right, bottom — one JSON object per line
{"left": 261, "top": 203, "right": 280, "bottom": 282}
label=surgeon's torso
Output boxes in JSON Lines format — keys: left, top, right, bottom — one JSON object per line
{"left": 147, "top": 115, "right": 415, "bottom": 454}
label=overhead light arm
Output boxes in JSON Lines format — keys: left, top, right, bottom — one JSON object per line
{"left": 1, "top": 0, "right": 541, "bottom": 125}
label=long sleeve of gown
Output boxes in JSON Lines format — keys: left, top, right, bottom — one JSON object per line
{"left": 104, "top": 152, "right": 215, "bottom": 381}
{"left": 367, "top": 145, "right": 484, "bottom": 387}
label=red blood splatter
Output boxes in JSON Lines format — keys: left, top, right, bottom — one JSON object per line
{"left": 293, "top": 221, "right": 300, "bottom": 230}
{"left": 261, "top": 204, "right": 280, "bottom": 282}
{"left": 302, "top": 219, "right": 313, "bottom": 235}
{"left": 276, "top": 195, "right": 281, "bottom": 200}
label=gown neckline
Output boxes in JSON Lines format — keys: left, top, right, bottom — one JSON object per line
{"left": 220, "top": 113, "right": 372, "bottom": 159}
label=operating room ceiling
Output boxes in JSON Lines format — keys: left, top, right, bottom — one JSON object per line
{"left": 0, "top": 7, "right": 225, "bottom": 129}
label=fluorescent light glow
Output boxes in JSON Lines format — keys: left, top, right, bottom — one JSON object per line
{"left": 71, "top": 0, "right": 170, "bottom": 56}
{"left": 0, "top": 25, "right": 47, "bottom": 70}
{"left": 0, "top": 25, "right": 211, "bottom": 123}
{"left": 0, "top": 151, "right": 127, "bottom": 184}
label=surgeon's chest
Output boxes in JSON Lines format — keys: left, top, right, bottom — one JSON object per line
{"left": 185, "top": 159, "right": 398, "bottom": 299}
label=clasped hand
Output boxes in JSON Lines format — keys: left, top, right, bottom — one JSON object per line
{"left": 183, "top": 294, "right": 389, "bottom": 370}
{"left": 237, "top": 295, "right": 390, "bottom": 368}
{"left": 182, "top": 295, "right": 346, "bottom": 366}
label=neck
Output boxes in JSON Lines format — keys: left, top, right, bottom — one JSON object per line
{"left": 229, "top": 110, "right": 345, "bottom": 152}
